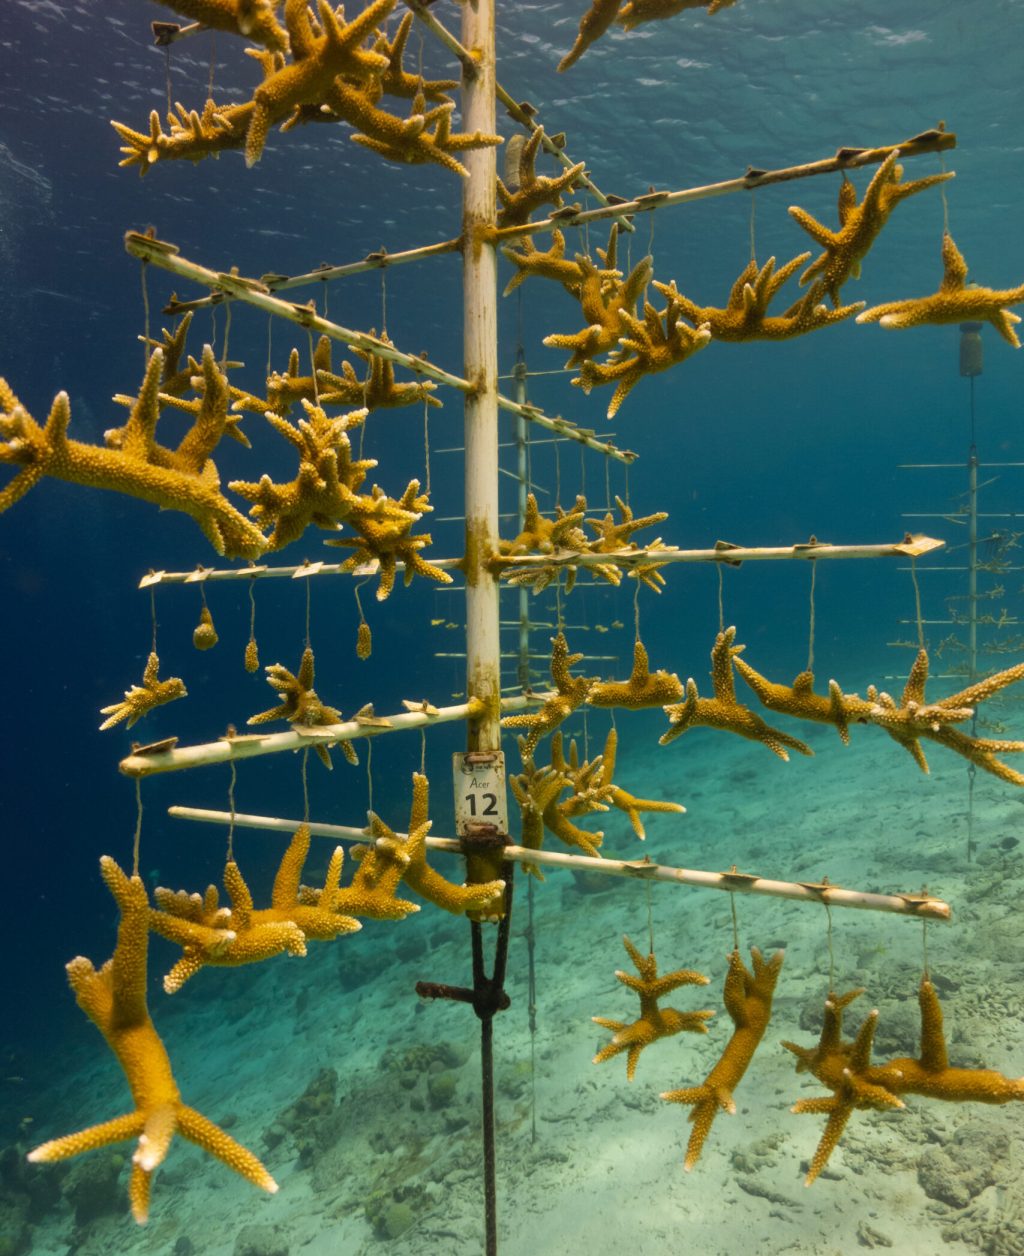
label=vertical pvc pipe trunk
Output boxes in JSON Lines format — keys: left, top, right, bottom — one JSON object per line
{"left": 461, "top": 0, "right": 501, "bottom": 753}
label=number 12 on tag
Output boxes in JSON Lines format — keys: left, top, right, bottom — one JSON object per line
{"left": 453, "top": 751, "right": 509, "bottom": 836}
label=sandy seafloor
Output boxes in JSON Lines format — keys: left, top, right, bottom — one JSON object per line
{"left": 7, "top": 699, "right": 1024, "bottom": 1256}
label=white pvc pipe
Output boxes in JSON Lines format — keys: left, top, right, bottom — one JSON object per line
{"left": 167, "top": 806, "right": 951, "bottom": 922}
{"left": 461, "top": 0, "right": 502, "bottom": 754}
{"left": 135, "top": 534, "right": 943, "bottom": 587}
{"left": 118, "top": 694, "right": 544, "bottom": 778}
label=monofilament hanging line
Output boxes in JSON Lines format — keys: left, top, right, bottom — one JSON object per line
{"left": 206, "top": 30, "right": 216, "bottom": 98}
{"left": 825, "top": 899, "right": 836, "bottom": 992}
{"left": 304, "top": 576, "right": 312, "bottom": 650}
{"left": 380, "top": 264, "right": 388, "bottom": 337}
{"left": 423, "top": 394, "right": 432, "bottom": 497}
{"left": 729, "top": 891, "right": 740, "bottom": 953}
{"left": 717, "top": 565, "right": 726, "bottom": 634}
{"left": 163, "top": 41, "right": 173, "bottom": 118}
{"left": 226, "top": 759, "right": 237, "bottom": 862}
{"left": 910, "top": 555, "right": 925, "bottom": 648}
{"left": 301, "top": 747, "right": 310, "bottom": 823}
{"left": 132, "top": 777, "right": 143, "bottom": 879}
{"left": 748, "top": 191, "right": 757, "bottom": 262}
{"left": 150, "top": 586, "right": 158, "bottom": 655}
{"left": 646, "top": 879, "right": 655, "bottom": 956}
{"left": 220, "top": 298, "right": 233, "bottom": 369}
{"left": 246, "top": 578, "right": 259, "bottom": 670}
{"left": 939, "top": 153, "right": 951, "bottom": 235}
{"left": 307, "top": 328, "right": 321, "bottom": 406}
{"left": 807, "top": 560, "right": 817, "bottom": 673}
{"left": 140, "top": 260, "right": 151, "bottom": 371}
{"left": 366, "top": 739, "right": 374, "bottom": 816}
{"left": 921, "top": 906, "right": 930, "bottom": 977}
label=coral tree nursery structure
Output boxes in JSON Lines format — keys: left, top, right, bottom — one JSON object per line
{"left": 4, "top": 0, "right": 1024, "bottom": 1249}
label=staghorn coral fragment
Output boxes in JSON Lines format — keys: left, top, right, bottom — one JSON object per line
{"left": 596, "top": 727, "right": 685, "bottom": 838}
{"left": 0, "top": 354, "right": 267, "bottom": 558}
{"left": 661, "top": 947, "right": 783, "bottom": 1171}
{"left": 112, "top": 98, "right": 257, "bottom": 175}
{"left": 510, "top": 751, "right": 568, "bottom": 879}
{"left": 230, "top": 401, "right": 371, "bottom": 550}
{"left": 99, "top": 653, "right": 187, "bottom": 731}
{"left": 152, "top": 0, "right": 289, "bottom": 51}
{"left": 660, "top": 627, "right": 813, "bottom": 759}
{"left": 861, "top": 649, "right": 1024, "bottom": 782}
{"left": 501, "top": 229, "right": 586, "bottom": 296}
{"left": 247, "top": 645, "right": 356, "bottom": 768}
{"left": 499, "top": 493, "right": 588, "bottom": 558}
{"left": 28, "top": 857, "right": 276, "bottom": 1222}
{"left": 244, "top": 0, "right": 395, "bottom": 166}
{"left": 586, "top": 496, "right": 668, "bottom": 553}
{"left": 544, "top": 243, "right": 653, "bottom": 368}
{"left": 541, "top": 731, "right": 611, "bottom": 857}
{"left": 362, "top": 773, "right": 506, "bottom": 915}
{"left": 788, "top": 151, "right": 954, "bottom": 307}
{"left": 192, "top": 605, "right": 219, "bottom": 650}
{"left": 109, "top": 342, "right": 250, "bottom": 473}
{"left": 618, "top": 0, "right": 739, "bottom": 32}
{"left": 324, "top": 479, "right": 452, "bottom": 600}
{"left": 501, "top": 632, "right": 595, "bottom": 754}
{"left": 338, "top": 82, "right": 501, "bottom": 176}
{"left": 317, "top": 332, "right": 442, "bottom": 411}
{"left": 151, "top": 826, "right": 360, "bottom": 992}
{"left": 857, "top": 231, "right": 1024, "bottom": 347}
{"left": 558, "top": 0, "right": 621, "bottom": 71}
{"left": 593, "top": 935, "right": 712, "bottom": 1080}
{"left": 369, "top": 12, "right": 458, "bottom": 102}
{"left": 783, "top": 977, "right": 1024, "bottom": 1186}
{"left": 496, "top": 127, "right": 585, "bottom": 226}
{"left": 356, "top": 620, "right": 372, "bottom": 659}
{"left": 574, "top": 290, "right": 712, "bottom": 418}
{"left": 590, "top": 639, "right": 683, "bottom": 708}
{"left": 658, "top": 254, "right": 864, "bottom": 342}
{"left": 733, "top": 656, "right": 869, "bottom": 744}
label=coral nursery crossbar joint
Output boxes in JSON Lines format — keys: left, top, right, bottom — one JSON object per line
{"left": 124, "top": 232, "right": 635, "bottom": 464}
{"left": 166, "top": 806, "right": 951, "bottom": 922}
{"left": 118, "top": 694, "right": 547, "bottom": 778}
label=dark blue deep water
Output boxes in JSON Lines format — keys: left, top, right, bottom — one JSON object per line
{"left": 1, "top": 2, "right": 1023, "bottom": 1253}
